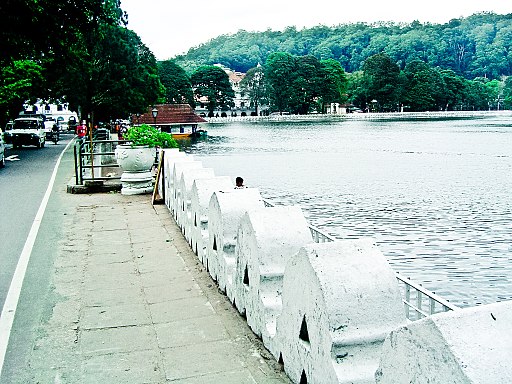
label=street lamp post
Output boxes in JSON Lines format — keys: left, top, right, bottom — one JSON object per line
{"left": 151, "top": 107, "right": 158, "bottom": 126}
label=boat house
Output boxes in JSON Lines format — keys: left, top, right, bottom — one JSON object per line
{"left": 132, "top": 104, "right": 207, "bottom": 138}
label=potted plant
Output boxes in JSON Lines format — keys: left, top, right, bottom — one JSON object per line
{"left": 115, "top": 124, "right": 178, "bottom": 195}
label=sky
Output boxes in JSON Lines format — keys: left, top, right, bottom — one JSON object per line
{"left": 120, "top": 0, "right": 512, "bottom": 61}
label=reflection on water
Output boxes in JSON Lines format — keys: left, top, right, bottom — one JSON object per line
{"left": 189, "top": 115, "right": 512, "bottom": 308}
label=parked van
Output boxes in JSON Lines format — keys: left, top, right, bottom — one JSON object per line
{"left": 4, "top": 117, "right": 46, "bottom": 148}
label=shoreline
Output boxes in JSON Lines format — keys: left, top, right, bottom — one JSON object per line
{"left": 204, "top": 110, "right": 512, "bottom": 124}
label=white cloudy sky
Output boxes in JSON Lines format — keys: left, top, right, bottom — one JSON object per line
{"left": 120, "top": 0, "right": 512, "bottom": 60}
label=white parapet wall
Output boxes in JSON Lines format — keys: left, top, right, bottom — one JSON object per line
{"left": 158, "top": 151, "right": 511, "bottom": 384}
{"left": 274, "top": 239, "right": 407, "bottom": 384}
{"left": 232, "top": 206, "right": 313, "bottom": 349}
{"left": 375, "top": 300, "right": 512, "bottom": 384}
{"left": 207, "top": 188, "right": 265, "bottom": 300}
{"left": 189, "top": 176, "right": 234, "bottom": 262}
{"left": 161, "top": 150, "right": 189, "bottom": 211}
{"left": 171, "top": 160, "right": 203, "bottom": 220}
{"left": 177, "top": 167, "right": 215, "bottom": 242}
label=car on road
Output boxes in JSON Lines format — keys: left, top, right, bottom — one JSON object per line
{"left": 4, "top": 117, "right": 46, "bottom": 148}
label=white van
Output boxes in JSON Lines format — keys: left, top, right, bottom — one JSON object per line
{"left": 4, "top": 117, "right": 46, "bottom": 148}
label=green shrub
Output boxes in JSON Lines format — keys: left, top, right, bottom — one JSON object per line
{"left": 125, "top": 124, "right": 178, "bottom": 148}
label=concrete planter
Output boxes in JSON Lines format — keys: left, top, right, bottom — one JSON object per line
{"left": 115, "top": 144, "right": 156, "bottom": 195}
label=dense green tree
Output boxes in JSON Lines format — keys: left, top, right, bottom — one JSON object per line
{"left": 0, "top": 0, "right": 127, "bottom": 122}
{"left": 289, "top": 55, "right": 324, "bottom": 114}
{"left": 264, "top": 52, "right": 296, "bottom": 113}
{"left": 484, "top": 79, "right": 502, "bottom": 110}
{"left": 190, "top": 66, "right": 234, "bottom": 114}
{"left": 402, "top": 60, "right": 447, "bottom": 111}
{"left": 363, "top": 53, "right": 400, "bottom": 111}
{"left": 61, "top": 24, "right": 163, "bottom": 122}
{"left": 0, "top": 0, "right": 163, "bottom": 124}
{"left": 0, "top": 60, "right": 43, "bottom": 122}
{"left": 438, "top": 69, "right": 465, "bottom": 110}
{"left": 264, "top": 53, "right": 349, "bottom": 114}
{"left": 318, "top": 59, "right": 348, "bottom": 112}
{"left": 158, "top": 60, "right": 195, "bottom": 107}
{"left": 239, "top": 65, "right": 266, "bottom": 115}
{"left": 346, "top": 71, "right": 366, "bottom": 108}
{"left": 462, "top": 78, "right": 490, "bottom": 110}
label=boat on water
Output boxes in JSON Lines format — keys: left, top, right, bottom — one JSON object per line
{"left": 163, "top": 125, "right": 207, "bottom": 140}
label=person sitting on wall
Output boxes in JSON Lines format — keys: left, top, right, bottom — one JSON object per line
{"left": 235, "top": 177, "right": 246, "bottom": 189}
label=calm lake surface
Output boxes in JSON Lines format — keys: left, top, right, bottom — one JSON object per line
{"left": 187, "top": 114, "right": 512, "bottom": 308}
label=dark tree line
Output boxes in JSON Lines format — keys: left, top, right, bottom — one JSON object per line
{"left": 160, "top": 51, "right": 511, "bottom": 114}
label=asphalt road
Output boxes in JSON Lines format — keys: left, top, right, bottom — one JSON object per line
{"left": 0, "top": 133, "right": 74, "bottom": 311}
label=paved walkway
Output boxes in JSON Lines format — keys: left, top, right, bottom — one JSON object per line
{"left": 16, "top": 189, "right": 290, "bottom": 383}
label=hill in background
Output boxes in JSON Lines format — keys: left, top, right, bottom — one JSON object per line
{"left": 173, "top": 12, "right": 512, "bottom": 80}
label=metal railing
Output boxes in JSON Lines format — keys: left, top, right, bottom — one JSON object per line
{"left": 262, "top": 199, "right": 459, "bottom": 320}
{"left": 73, "top": 137, "right": 127, "bottom": 185}
{"left": 395, "top": 273, "right": 458, "bottom": 320}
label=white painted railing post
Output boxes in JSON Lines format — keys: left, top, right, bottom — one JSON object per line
{"left": 189, "top": 176, "right": 233, "bottom": 261}
{"left": 274, "top": 239, "right": 407, "bottom": 384}
{"left": 376, "top": 300, "right": 512, "bottom": 383}
{"left": 178, "top": 168, "right": 215, "bottom": 242}
{"left": 232, "top": 206, "right": 313, "bottom": 352}
{"left": 207, "top": 189, "right": 265, "bottom": 301}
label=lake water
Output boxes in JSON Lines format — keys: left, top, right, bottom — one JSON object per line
{"left": 187, "top": 114, "right": 512, "bottom": 308}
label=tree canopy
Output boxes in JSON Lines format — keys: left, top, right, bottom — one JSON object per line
{"left": 190, "top": 66, "right": 235, "bottom": 114}
{"left": 158, "top": 60, "right": 195, "bottom": 107}
{"left": 0, "top": 0, "right": 162, "bottom": 125}
{"left": 174, "top": 12, "right": 512, "bottom": 81}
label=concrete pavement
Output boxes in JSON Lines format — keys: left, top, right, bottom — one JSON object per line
{"left": 2, "top": 164, "right": 290, "bottom": 383}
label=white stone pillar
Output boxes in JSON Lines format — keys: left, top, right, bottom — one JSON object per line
{"left": 189, "top": 176, "right": 234, "bottom": 262}
{"left": 177, "top": 168, "right": 215, "bottom": 241}
{"left": 171, "top": 160, "right": 202, "bottom": 220}
{"left": 207, "top": 188, "right": 264, "bottom": 300}
{"left": 275, "top": 239, "right": 407, "bottom": 384}
{"left": 232, "top": 206, "right": 312, "bottom": 350}
{"left": 161, "top": 150, "right": 188, "bottom": 211}
{"left": 376, "top": 300, "right": 512, "bottom": 384}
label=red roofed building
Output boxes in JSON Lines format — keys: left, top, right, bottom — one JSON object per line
{"left": 131, "top": 104, "right": 207, "bottom": 138}
{"left": 132, "top": 104, "right": 206, "bottom": 127}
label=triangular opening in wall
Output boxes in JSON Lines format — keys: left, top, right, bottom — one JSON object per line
{"left": 278, "top": 353, "right": 284, "bottom": 365}
{"left": 299, "top": 315, "right": 310, "bottom": 343}
{"left": 299, "top": 370, "right": 308, "bottom": 384}
{"left": 213, "top": 236, "right": 217, "bottom": 251}
{"left": 182, "top": 202, "right": 185, "bottom": 212}
{"left": 194, "top": 214, "right": 197, "bottom": 227}
{"left": 243, "top": 266, "right": 250, "bottom": 286}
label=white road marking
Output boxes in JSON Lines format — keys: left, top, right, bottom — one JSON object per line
{"left": 5, "top": 155, "right": 19, "bottom": 161}
{"left": 0, "top": 140, "right": 74, "bottom": 377}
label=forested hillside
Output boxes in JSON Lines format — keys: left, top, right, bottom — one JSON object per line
{"left": 174, "top": 12, "right": 512, "bottom": 80}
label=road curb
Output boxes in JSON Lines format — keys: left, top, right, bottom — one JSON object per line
{"left": 66, "top": 178, "right": 121, "bottom": 194}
